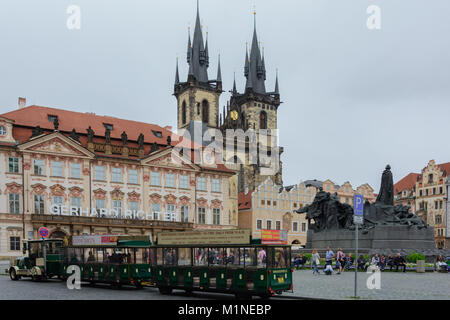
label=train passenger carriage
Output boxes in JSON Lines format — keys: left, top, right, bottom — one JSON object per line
{"left": 154, "top": 229, "right": 293, "bottom": 299}
{"left": 61, "top": 235, "right": 154, "bottom": 288}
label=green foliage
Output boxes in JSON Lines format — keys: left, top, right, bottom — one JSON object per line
{"left": 406, "top": 252, "right": 425, "bottom": 263}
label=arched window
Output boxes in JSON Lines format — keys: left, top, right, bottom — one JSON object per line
{"left": 181, "top": 101, "right": 186, "bottom": 124}
{"left": 202, "top": 100, "right": 209, "bottom": 123}
{"left": 260, "top": 111, "right": 267, "bottom": 129}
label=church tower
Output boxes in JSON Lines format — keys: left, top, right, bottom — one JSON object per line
{"left": 174, "top": 2, "right": 222, "bottom": 134}
{"left": 220, "top": 12, "right": 283, "bottom": 192}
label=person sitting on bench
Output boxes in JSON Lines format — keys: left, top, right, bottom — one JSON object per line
{"left": 394, "top": 253, "right": 407, "bottom": 272}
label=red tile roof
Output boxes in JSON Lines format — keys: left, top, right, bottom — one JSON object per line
{"left": 1, "top": 105, "right": 176, "bottom": 145}
{"left": 238, "top": 191, "right": 253, "bottom": 210}
{"left": 394, "top": 173, "right": 419, "bottom": 194}
{"left": 1, "top": 105, "right": 234, "bottom": 173}
{"left": 438, "top": 162, "right": 450, "bottom": 176}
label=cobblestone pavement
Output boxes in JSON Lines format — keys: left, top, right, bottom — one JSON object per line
{"left": 2, "top": 271, "right": 449, "bottom": 300}
{"left": 0, "top": 275, "right": 212, "bottom": 300}
{"left": 286, "top": 269, "right": 450, "bottom": 300}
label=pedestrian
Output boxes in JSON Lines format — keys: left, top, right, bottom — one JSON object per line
{"left": 387, "top": 255, "right": 395, "bottom": 271}
{"left": 379, "top": 254, "right": 386, "bottom": 271}
{"left": 394, "top": 253, "right": 407, "bottom": 272}
{"left": 357, "top": 254, "right": 367, "bottom": 271}
{"left": 336, "top": 248, "right": 345, "bottom": 274}
{"left": 435, "top": 255, "right": 447, "bottom": 272}
{"left": 293, "top": 254, "right": 302, "bottom": 269}
{"left": 312, "top": 249, "right": 320, "bottom": 275}
{"left": 345, "top": 253, "right": 354, "bottom": 270}
{"left": 371, "top": 253, "right": 380, "bottom": 269}
{"left": 325, "top": 246, "right": 334, "bottom": 266}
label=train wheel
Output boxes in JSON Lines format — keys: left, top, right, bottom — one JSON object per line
{"left": 135, "top": 282, "right": 143, "bottom": 289}
{"left": 184, "top": 288, "right": 193, "bottom": 295}
{"left": 9, "top": 269, "right": 19, "bottom": 281}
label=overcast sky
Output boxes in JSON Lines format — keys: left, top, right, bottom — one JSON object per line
{"left": 1, "top": 0, "right": 449, "bottom": 192}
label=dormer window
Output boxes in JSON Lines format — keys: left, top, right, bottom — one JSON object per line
{"left": 152, "top": 130, "right": 162, "bottom": 138}
{"left": 48, "top": 115, "right": 58, "bottom": 123}
{"left": 103, "top": 123, "right": 113, "bottom": 131}
{"left": 0, "top": 126, "right": 6, "bottom": 136}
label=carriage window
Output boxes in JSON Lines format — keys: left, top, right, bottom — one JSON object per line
{"left": 244, "top": 248, "right": 257, "bottom": 267}
{"left": 178, "top": 247, "right": 192, "bottom": 266}
{"left": 148, "top": 248, "right": 156, "bottom": 265}
{"left": 257, "top": 248, "right": 267, "bottom": 267}
{"left": 156, "top": 248, "right": 163, "bottom": 266}
{"left": 194, "top": 248, "right": 208, "bottom": 266}
{"left": 163, "top": 248, "right": 177, "bottom": 266}
{"left": 207, "top": 248, "right": 222, "bottom": 265}
{"left": 272, "top": 247, "right": 291, "bottom": 268}
{"left": 224, "top": 247, "right": 239, "bottom": 267}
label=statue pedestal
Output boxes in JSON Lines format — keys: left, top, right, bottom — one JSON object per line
{"left": 306, "top": 225, "right": 436, "bottom": 252}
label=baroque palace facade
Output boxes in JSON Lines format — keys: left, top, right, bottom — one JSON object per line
{"left": 0, "top": 103, "right": 236, "bottom": 260}
{"left": 394, "top": 160, "right": 450, "bottom": 249}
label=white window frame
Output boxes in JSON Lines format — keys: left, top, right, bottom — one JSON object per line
{"left": 197, "top": 177, "right": 206, "bottom": 191}
{"left": 52, "top": 161, "right": 63, "bottom": 177}
{"left": 8, "top": 157, "right": 19, "bottom": 173}
{"left": 113, "top": 200, "right": 122, "bottom": 218}
{"left": 128, "top": 169, "right": 138, "bottom": 184}
{"left": 179, "top": 175, "right": 189, "bottom": 189}
{"left": 198, "top": 207, "right": 206, "bottom": 224}
{"left": 181, "top": 205, "right": 189, "bottom": 222}
{"left": 34, "top": 194, "right": 45, "bottom": 214}
{"left": 34, "top": 159, "right": 44, "bottom": 176}
{"left": 165, "top": 173, "right": 175, "bottom": 188}
{"left": 9, "top": 193, "right": 20, "bottom": 214}
{"left": 212, "top": 178, "right": 221, "bottom": 192}
{"left": 275, "top": 220, "right": 281, "bottom": 230}
{"left": 213, "top": 208, "right": 220, "bottom": 225}
{"left": 266, "top": 220, "right": 272, "bottom": 230}
{"left": 70, "top": 163, "right": 81, "bottom": 179}
{"left": 151, "top": 172, "right": 160, "bottom": 186}
{"left": 112, "top": 167, "right": 122, "bottom": 183}
{"left": 152, "top": 203, "right": 161, "bottom": 220}
{"left": 95, "top": 166, "right": 105, "bottom": 181}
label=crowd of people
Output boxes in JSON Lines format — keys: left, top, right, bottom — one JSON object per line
{"left": 293, "top": 247, "right": 448, "bottom": 275}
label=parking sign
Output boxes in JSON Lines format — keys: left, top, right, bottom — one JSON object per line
{"left": 354, "top": 194, "right": 364, "bottom": 216}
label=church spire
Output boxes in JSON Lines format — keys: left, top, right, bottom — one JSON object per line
{"left": 187, "top": 0, "right": 209, "bottom": 82}
{"left": 232, "top": 72, "right": 237, "bottom": 94}
{"left": 175, "top": 57, "right": 180, "bottom": 85}
{"left": 216, "top": 54, "right": 222, "bottom": 82}
{"left": 245, "top": 10, "right": 266, "bottom": 94}
{"left": 274, "top": 69, "right": 279, "bottom": 94}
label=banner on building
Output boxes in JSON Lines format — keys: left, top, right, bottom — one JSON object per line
{"left": 261, "top": 229, "right": 287, "bottom": 244}
{"left": 158, "top": 229, "right": 251, "bottom": 245}
{"left": 71, "top": 235, "right": 119, "bottom": 246}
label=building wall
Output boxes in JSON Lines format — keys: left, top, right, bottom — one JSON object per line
{"left": 0, "top": 132, "right": 236, "bottom": 260}
{"left": 321, "top": 180, "right": 376, "bottom": 205}
{"left": 238, "top": 178, "right": 316, "bottom": 246}
{"left": 177, "top": 88, "right": 220, "bottom": 129}
{"left": 415, "top": 160, "right": 448, "bottom": 249}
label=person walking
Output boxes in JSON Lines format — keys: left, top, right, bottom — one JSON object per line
{"left": 325, "top": 247, "right": 334, "bottom": 266}
{"left": 312, "top": 249, "right": 320, "bottom": 275}
{"left": 336, "top": 248, "right": 345, "bottom": 274}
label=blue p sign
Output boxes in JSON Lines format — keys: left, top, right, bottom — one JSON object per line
{"left": 354, "top": 194, "right": 364, "bottom": 216}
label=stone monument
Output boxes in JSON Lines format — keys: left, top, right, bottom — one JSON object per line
{"left": 296, "top": 165, "right": 436, "bottom": 253}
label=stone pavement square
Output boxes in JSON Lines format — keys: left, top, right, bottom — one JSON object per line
{"left": 286, "top": 269, "right": 450, "bottom": 300}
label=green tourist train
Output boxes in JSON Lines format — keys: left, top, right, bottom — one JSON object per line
{"left": 9, "top": 230, "right": 293, "bottom": 299}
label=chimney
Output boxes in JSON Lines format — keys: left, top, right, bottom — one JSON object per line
{"left": 18, "top": 97, "right": 26, "bottom": 109}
